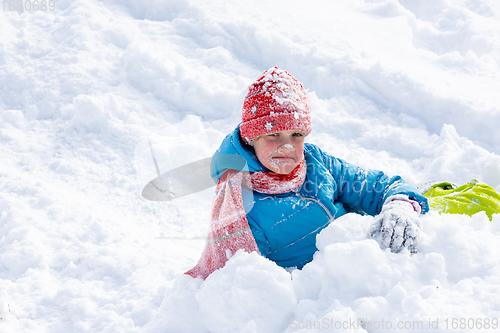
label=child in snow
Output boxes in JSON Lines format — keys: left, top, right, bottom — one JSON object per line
{"left": 186, "top": 67, "right": 429, "bottom": 280}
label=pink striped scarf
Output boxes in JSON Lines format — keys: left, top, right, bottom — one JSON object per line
{"left": 185, "top": 159, "right": 306, "bottom": 279}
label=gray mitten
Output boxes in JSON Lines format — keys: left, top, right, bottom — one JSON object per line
{"left": 368, "top": 198, "right": 422, "bottom": 254}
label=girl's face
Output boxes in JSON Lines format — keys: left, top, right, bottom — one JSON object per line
{"left": 253, "top": 130, "right": 305, "bottom": 174}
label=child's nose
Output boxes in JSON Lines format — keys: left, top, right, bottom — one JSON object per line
{"left": 278, "top": 141, "right": 294, "bottom": 151}
{"left": 279, "top": 135, "right": 293, "bottom": 145}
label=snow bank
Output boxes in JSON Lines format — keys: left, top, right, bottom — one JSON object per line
{"left": 146, "top": 211, "right": 500, "bottom": 333}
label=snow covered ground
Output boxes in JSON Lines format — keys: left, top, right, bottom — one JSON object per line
{"left": 1, "top": 0, "right": 500, "bottom": 332}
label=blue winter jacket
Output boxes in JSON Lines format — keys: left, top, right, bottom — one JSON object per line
{"left": 211, "top": 125, "right": 429, "bottom": 269}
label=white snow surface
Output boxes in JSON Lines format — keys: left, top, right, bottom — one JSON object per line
{"left": 1, "top": 0, "right": 500, "bottom": 332}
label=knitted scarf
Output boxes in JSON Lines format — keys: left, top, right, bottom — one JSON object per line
{"left": 185, "top": 159, "right": 306, "bottom": 279}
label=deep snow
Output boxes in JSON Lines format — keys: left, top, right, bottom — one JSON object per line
{"left": 1, "top": 0, "right": 500, "bottom": 332}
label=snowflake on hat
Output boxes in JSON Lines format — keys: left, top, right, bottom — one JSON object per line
{"left": 240, "top": 67, "right": 312, "bottom": 142}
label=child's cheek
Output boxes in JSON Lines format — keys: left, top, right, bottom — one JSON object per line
{"left": 256, "top": 142, "right": 274, "bottom": 165}
{"left": 263, "top": 141, "right": 277, "bottom": 157}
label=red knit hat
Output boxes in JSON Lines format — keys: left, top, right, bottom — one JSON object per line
{"left": 240, "top": 67, "right": 312, "bottom": 142}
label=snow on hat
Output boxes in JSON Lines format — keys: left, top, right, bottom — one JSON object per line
{"left": 240, "top": 67, "right": 312, "bottom": 142}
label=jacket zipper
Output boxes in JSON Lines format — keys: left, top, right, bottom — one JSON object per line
{"left": 295, "top": 192, "right": 334, "bottom": 221}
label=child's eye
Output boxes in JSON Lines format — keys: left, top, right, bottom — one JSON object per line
{"left": 292, "top": 132, "right": 303, "bottom": 137}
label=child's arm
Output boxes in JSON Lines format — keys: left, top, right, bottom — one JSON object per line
{"left": 308, "top": 144, "right": 428, "bottom": 216}
{"left": 308, "top": 144, "right": 427, "bottom": 253}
